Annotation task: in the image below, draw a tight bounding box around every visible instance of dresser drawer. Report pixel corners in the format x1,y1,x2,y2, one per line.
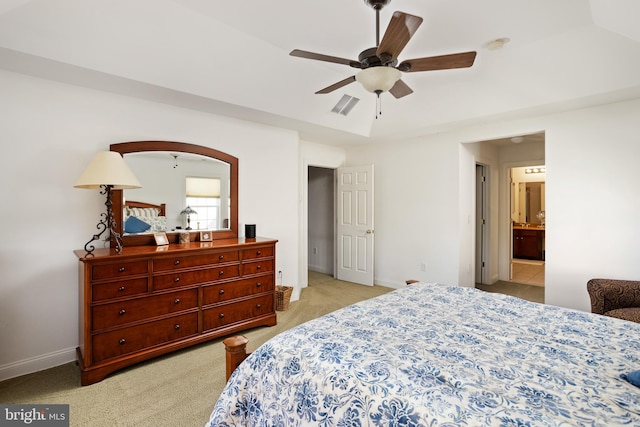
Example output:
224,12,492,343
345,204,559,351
202,275,274,305
202,294,274,331
242,259,273,275
242,246,273,260
92,260,148,281
153,251,239,271
91,312,198,363
92,289,197,331
152,265,240,291
92,277,149,302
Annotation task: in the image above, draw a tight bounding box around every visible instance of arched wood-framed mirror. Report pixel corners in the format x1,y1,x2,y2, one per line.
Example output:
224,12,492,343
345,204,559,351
110,141,238,246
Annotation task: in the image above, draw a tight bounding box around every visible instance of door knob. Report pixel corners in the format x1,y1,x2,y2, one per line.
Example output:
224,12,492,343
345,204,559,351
366,229,374,234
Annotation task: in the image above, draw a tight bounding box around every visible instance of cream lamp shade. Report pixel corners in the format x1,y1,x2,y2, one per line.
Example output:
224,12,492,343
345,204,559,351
74,151,141,190
355,66,401,93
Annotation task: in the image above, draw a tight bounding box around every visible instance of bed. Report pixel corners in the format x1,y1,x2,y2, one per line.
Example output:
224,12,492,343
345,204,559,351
122,200,167,234
207,283,640,426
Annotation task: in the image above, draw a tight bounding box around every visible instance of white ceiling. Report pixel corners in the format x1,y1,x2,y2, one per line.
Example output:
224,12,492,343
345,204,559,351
1,0,639,146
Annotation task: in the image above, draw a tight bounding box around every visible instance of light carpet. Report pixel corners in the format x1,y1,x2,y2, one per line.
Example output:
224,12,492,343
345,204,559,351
0,273,391,426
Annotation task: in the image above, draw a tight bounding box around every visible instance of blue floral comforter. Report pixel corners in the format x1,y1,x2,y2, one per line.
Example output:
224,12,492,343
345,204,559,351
207,283,640,426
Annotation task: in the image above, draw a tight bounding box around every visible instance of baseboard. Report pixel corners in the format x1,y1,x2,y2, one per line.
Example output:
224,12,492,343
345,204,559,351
0,347,76,383
308,265,332,275
372,278,405,289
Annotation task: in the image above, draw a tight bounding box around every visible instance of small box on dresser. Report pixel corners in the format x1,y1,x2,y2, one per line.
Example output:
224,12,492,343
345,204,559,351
75,237,277,385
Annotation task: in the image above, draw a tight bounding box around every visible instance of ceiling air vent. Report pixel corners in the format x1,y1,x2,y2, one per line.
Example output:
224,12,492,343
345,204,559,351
331,95,360,116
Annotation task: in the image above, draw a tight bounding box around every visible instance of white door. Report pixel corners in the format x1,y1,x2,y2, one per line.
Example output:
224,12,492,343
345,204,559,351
336,165,374,286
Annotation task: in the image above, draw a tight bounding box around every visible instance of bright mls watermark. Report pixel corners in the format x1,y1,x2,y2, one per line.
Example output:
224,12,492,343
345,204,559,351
0,405,69,426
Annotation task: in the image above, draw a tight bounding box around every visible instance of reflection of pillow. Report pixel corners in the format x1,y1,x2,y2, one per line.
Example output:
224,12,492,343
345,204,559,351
146,216,167,232
621,370,640,387
124,216,151,234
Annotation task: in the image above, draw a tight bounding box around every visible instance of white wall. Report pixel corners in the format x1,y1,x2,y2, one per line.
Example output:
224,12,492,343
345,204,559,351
345,137,462,288
544,99,640,309
0,70,300,381
346,98,640,312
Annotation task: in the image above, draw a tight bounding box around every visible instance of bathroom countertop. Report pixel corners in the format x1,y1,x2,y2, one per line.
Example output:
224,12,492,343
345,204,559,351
513,223,545,231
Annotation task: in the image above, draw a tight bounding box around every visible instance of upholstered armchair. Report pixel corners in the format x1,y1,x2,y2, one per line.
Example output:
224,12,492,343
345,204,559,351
587,278,640,323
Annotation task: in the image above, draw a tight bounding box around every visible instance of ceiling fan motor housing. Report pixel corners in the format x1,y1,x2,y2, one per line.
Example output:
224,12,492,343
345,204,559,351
365,0,390,10
358,47,396,68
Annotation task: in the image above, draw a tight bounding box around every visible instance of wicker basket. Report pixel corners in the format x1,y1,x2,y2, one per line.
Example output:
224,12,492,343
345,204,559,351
275,286,293,311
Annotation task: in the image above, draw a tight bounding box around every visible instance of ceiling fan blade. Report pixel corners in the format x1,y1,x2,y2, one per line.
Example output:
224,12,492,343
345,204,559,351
315,76,357,94
290,49,360,68
389,79,413,98
376,12,423,62
398,51,477,72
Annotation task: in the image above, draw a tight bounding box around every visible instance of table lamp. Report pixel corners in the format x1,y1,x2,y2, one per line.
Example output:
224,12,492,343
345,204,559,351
74,151,141,254
180,206,197,230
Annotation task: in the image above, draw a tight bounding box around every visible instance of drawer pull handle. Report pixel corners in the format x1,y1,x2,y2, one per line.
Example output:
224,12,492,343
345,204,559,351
174,324,180,330
119,309,126,315
174,298,181,304
256,251,262,256
174,277,180,283
119,267,125,272
219,289,225,295
219,313,225,319
218,255,224,260
256,265,262,270
119,338,126,345
118,286,125,292
256,282,262,287
218,271,224,276
256,304,262,309
174,260,180,265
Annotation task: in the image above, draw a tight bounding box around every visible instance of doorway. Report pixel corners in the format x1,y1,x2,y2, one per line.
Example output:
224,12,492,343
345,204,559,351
308,166,335,276
469,132,545,302
510,165,545,287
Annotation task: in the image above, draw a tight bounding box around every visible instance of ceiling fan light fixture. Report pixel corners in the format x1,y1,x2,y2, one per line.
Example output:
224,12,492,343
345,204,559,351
355,66,401,93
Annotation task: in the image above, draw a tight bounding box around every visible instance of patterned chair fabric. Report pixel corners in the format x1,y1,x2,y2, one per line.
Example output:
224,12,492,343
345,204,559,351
587,278,640,323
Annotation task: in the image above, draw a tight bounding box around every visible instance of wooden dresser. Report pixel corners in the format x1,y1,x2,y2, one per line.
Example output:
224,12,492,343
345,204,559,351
75,237,277,385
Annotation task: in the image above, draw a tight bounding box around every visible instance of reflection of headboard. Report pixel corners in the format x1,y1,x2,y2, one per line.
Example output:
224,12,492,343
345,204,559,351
124,200,166,216
123,201,168,234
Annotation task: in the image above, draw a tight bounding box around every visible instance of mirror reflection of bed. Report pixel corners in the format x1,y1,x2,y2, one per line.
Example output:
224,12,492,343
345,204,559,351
122,200,167,235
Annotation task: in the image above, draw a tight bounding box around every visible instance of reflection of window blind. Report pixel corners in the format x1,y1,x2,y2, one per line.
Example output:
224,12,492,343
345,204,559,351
186,177,220,197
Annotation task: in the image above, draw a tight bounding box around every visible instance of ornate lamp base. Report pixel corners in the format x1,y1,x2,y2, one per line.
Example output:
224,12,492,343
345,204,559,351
84,185,123,255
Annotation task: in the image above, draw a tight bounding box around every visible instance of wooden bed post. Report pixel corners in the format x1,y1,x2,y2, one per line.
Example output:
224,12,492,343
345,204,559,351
223,335,250,381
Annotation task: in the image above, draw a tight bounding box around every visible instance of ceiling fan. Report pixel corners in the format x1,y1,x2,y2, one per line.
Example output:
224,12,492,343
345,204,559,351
290,0,477,99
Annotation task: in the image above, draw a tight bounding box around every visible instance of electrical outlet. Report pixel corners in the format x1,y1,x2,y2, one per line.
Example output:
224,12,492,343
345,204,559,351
420,263,427,272
313,247,317,254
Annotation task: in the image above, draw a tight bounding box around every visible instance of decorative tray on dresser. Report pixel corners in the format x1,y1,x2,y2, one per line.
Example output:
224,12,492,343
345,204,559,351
75,237,277,385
